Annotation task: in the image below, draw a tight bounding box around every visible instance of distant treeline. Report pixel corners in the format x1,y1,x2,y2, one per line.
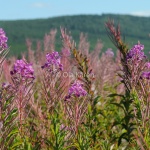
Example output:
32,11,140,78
0,14,150,57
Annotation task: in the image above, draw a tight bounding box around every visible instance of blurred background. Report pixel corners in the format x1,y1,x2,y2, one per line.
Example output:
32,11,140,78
1,0,150,56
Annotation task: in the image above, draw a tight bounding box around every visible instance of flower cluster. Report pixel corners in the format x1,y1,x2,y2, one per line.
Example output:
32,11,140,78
126,43,145,61
0,28,8,50
105,48,114,57
65,80,87,99
126,43,150,79
141,72,150,80
140,62,150,79
41,51,63,72
10,59,35,80
145,62,150,68
126,44,150,80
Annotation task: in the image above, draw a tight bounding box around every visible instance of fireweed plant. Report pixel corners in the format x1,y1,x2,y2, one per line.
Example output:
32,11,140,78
0,28,9,72
0,29,16,149
0,59,35,149
10,59,35,131
106,20,150,149
60,28,119,149
0,22,150,150
64,80,88,135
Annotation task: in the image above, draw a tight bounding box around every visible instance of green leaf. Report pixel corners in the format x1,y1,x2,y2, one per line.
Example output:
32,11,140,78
111,102,124,110
118,133,127,146
11,141,22,149
108,93,124,98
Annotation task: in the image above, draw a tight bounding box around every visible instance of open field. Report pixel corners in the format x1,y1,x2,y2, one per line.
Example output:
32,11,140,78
0,19,150,149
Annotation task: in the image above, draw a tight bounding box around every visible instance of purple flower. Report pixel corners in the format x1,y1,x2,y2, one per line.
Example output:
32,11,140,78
65,80,87,100
141,72,150,80
0,28,8,50
126,43,145,61
10,59,34,80
145,62,150,68
105,48,114,57
41,51,63,72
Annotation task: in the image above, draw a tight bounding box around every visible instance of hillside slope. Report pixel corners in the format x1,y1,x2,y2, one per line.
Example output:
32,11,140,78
0,14,150,56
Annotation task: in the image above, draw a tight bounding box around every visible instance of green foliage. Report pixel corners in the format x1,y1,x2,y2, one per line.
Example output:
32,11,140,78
44,111,67,150
1,16,150,149
1,14,150,56
0,92,18,149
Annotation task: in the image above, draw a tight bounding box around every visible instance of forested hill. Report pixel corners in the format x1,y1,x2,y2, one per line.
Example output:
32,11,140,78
0,14,150,57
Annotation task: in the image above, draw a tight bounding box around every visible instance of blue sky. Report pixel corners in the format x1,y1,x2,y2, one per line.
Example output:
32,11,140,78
1,0,150,20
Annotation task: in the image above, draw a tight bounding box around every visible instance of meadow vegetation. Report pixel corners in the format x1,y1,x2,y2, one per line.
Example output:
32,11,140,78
0,19,150,150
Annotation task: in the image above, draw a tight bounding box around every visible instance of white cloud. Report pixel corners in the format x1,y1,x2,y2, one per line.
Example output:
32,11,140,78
130,11,150,17
31,2,49,8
